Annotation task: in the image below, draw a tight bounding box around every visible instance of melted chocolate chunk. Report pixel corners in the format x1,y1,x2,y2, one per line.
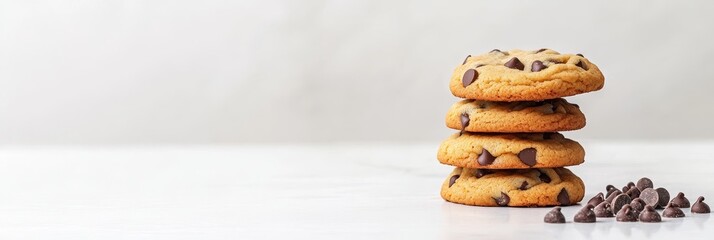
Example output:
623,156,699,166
517,148,537,167
494,192,510,206
477,149,496,166
462,69,478,87
504,57,525,70
557,189,570,205
448,175,460,187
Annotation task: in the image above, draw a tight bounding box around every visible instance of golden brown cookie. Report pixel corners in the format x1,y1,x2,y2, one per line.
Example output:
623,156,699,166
446,98,585,133
437,132,584,169
451,49,604,101
441,167,585,207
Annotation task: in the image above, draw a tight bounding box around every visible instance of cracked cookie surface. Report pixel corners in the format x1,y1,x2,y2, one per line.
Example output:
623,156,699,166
437,132,584,169
441,167,585,207
446,98,585,133
451,49,604,101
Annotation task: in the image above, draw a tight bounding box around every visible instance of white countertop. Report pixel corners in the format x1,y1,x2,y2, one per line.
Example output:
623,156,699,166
0,141,712,239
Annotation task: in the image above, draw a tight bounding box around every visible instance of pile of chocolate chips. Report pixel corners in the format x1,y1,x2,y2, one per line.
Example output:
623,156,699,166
544,177,710,223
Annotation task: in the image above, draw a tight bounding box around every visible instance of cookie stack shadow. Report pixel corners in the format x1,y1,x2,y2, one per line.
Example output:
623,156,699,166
438,49,605,207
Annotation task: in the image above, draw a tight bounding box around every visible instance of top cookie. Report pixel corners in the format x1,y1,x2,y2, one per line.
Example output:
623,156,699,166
450,49,604,101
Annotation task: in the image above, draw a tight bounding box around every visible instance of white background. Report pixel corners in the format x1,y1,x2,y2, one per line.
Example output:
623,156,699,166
2,0,714,144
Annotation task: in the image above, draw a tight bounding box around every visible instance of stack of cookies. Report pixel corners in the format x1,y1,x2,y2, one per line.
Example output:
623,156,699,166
438,49,605,207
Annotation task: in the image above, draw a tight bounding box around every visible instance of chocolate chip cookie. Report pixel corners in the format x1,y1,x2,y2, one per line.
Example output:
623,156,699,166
446,98,585,133
441,167,585,207
437,132,584,169
451,49,604,101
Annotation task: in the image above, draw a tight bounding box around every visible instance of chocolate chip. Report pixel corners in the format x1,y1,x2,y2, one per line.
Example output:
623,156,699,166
536,48,548,53
663,202,686,218
462,55,471,65
531,60,547,72
544,207,566,223
558,189,570,205
519,181,529,190
462,69,478,87
627,182,636,189
636,177,653,191
575,60,588,70
626,187,641,199
611,193,632,214
655,188,671,208
606,184,617,193
494,192,510,206
478,149,496,166
616,205,638,222
640,188,659,208
606,189,622,201
449,175,460,187
538,171,551,183
630,198,646,216
587,192,604,207
692,196,711,214
574,204,596,223
475,169,491,178
504,57,525,70
576,53,584,57
594,201,614,217
517,148,537,167
639,205,662,222
671,192,691,208
460,113,470,133
622,185,630,193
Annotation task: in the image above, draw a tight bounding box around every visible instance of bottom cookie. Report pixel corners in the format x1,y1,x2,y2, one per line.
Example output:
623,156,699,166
441,167,584,207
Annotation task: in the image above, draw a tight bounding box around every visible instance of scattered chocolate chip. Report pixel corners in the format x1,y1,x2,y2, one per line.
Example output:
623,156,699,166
630,198,646,216
517,148,537,167
477,149,496,166
494,192,510,206
622,185,630,193
636,177,654,191
462,55,471,65
595,201,614,217
544,207,566,223
531,60,547,72
574,204,596,223
606,189,622,202
575,60,588,70
504,57,525,70
587,193,604,207
460,113,470,133
606,185,617,193
462,69,478,87
626,187,641,199
692,196,711,213
475,169,491,178
611,194,632,214
538,171,551,183
639,205,662,222
536,48,548,53
449,175,460,187
655,188,671,208
640,188,660,208
663,202,686,218
558,189,570,205
576,53,584,57
519,181,529,190
671,192,691,208
616,205,638,222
